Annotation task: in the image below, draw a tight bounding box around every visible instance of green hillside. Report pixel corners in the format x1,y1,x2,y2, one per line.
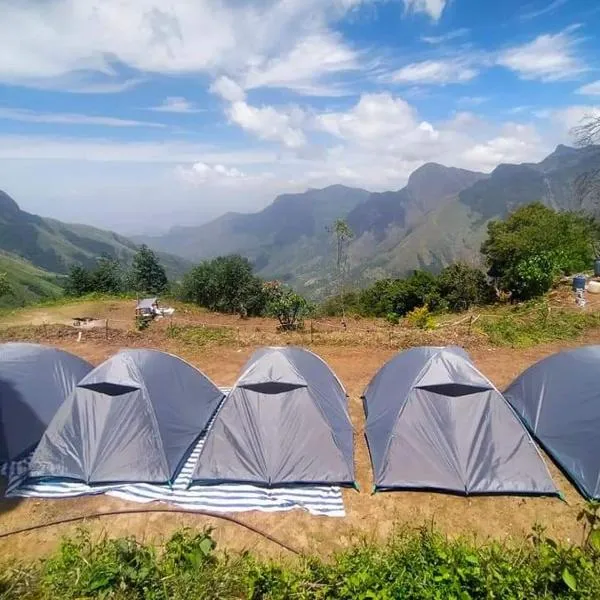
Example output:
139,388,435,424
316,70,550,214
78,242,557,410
0,190,191,280
0,251,64,308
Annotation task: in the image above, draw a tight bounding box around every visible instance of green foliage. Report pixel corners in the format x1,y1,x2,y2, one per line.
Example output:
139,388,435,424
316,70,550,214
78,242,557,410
481,300,600,347
134,315,151,331
91,256,125,295
358,270,441,318
130,245,168,295
0,271,11,297
3,526,600,599
264,281,312,330
406,305,436,330
0,253,64,308
482,203,599,300
64,265,94,296
180,255,266,316
438,263,493,312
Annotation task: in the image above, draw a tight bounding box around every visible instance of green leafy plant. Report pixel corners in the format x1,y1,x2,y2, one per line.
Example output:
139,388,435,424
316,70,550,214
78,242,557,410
264,281,312,331
406,305,436,330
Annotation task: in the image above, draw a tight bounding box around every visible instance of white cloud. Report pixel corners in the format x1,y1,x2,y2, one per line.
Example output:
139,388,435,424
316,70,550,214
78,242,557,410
421,28,469,44
519,0,568,22
497,29,586,82
227,101,307,148
0,107,165,128
546,105,600,132
0,0,376,94
148,96,203,113
577,80,600,96
403,0,447,21
176,161,246,183
210,76,246,103
388,59,479,85
242,31,360,96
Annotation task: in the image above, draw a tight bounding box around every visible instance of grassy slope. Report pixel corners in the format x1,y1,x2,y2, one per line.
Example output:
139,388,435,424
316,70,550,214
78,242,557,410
0,252,64,308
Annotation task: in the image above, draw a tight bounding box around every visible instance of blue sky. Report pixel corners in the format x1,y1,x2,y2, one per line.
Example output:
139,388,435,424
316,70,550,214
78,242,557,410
0,0,599,233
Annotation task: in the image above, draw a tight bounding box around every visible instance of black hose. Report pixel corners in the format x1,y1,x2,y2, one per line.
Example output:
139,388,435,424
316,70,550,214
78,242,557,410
0,508,302,555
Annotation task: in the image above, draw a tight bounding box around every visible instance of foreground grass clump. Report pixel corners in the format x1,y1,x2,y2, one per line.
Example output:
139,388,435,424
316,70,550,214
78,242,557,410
481,301,600,347
2,525,600,599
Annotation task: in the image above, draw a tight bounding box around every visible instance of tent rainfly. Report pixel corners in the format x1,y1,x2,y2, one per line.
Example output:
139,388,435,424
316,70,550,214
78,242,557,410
363,346,557,495
28,349,223,485
192,346,355,487
0,343,93,463
504,346,600,500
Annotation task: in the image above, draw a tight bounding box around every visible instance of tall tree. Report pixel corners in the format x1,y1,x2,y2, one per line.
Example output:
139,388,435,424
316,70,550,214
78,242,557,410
0,272,11,297
130,245,168,295
329,219,354,319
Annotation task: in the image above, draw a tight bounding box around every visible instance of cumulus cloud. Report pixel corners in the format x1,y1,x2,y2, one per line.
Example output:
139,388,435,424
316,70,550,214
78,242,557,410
148,96,203,113
497,29,586,82
210,76,246,103
227,101,307,148
176,161,246,183
0,0,375,95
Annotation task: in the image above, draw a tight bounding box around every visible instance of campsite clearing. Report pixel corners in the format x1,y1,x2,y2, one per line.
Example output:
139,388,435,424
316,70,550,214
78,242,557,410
1,297,600,560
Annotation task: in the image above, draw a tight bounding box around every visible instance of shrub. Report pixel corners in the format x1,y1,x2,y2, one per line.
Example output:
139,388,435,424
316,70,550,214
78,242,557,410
438,263,492,312
264,281,312,331
406,305,436,330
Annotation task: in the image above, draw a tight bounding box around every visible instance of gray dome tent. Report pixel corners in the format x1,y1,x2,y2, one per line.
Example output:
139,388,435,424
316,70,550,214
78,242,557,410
364,346,557,495
504,346,600,500
28,349,223,485
0,343,92,462
192,346,355,487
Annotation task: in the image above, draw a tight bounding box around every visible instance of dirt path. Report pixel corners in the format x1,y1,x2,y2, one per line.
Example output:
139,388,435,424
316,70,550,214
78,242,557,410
1,317,599,561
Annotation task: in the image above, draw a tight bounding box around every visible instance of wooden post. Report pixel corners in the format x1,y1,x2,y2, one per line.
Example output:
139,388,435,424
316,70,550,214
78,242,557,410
105,319,109,339
468,315,473,336
389,328,393,348
310,320,314,345
237,327,241,347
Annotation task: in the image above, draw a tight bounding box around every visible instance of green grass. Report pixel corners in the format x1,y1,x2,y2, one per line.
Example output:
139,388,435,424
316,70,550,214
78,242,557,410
0,252,64,309
480,301,600,347
2,525,599,599
166,323,235,346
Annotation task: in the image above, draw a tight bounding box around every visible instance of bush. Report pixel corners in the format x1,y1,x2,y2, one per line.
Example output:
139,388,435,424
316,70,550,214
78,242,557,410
406,305,436,330
180,255,266,316
2,526,600,599
264,281,313,331
438,263,492,312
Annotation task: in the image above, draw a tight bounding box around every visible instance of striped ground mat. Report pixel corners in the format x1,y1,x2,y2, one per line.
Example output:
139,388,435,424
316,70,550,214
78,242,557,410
0,403,345,517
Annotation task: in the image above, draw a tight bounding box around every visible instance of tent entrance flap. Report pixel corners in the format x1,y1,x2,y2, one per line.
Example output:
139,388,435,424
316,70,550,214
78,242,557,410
416,383,491,397
78,382,140,396
238,382,307,394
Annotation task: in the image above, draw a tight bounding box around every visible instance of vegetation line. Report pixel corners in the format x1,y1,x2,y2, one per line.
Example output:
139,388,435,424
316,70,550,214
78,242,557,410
0,508,302,555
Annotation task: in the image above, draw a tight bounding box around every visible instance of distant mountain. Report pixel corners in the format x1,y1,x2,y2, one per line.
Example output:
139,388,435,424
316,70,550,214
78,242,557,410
0,191,192,280
140,146,600,296
0,251,64,308
136,185,371,286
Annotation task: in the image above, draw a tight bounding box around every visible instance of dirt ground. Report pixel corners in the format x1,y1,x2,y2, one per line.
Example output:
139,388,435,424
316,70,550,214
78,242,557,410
1,299,599,562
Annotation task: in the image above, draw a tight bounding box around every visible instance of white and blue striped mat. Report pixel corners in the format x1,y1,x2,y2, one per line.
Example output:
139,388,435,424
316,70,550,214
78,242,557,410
0,402,345,517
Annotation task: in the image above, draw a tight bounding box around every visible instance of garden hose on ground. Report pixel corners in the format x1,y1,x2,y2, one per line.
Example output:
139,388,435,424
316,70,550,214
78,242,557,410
0,508,302,555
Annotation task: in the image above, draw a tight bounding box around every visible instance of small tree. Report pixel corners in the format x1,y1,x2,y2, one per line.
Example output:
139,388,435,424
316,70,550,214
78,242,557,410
91,256,124,295
264,281,311,331
438,263,492,312
0,272,11,297
130,245,168,295
64,265,93,297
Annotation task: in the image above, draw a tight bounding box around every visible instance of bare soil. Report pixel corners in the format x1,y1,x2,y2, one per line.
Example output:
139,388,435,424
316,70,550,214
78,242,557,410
1,297,598,561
